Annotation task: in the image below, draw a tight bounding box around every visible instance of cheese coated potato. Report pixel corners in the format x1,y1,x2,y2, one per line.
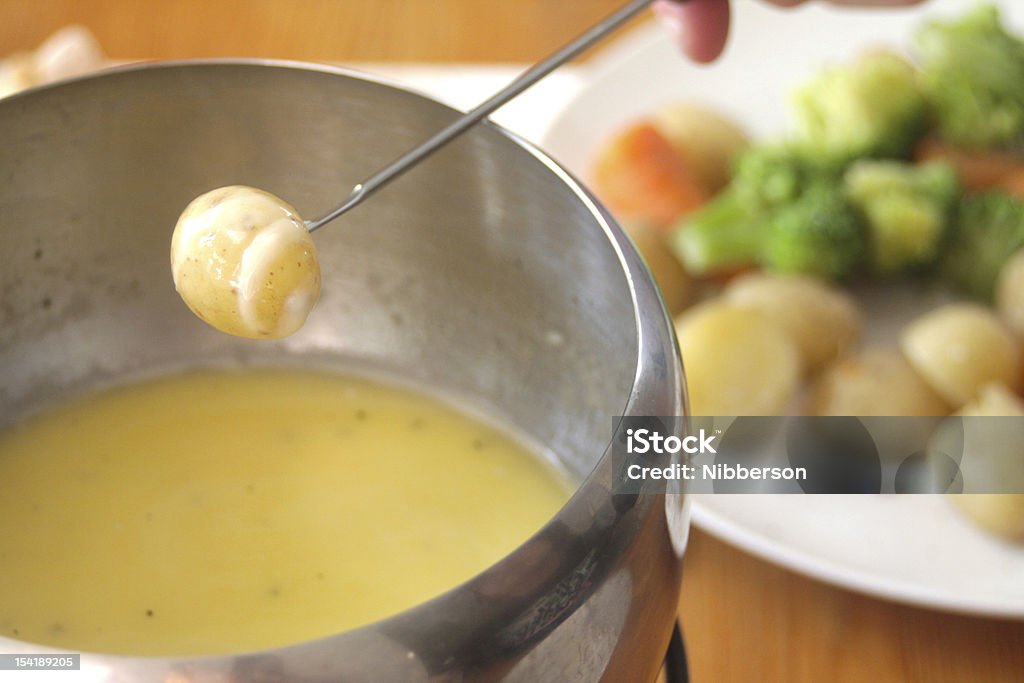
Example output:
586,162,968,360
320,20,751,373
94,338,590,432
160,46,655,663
996,248,1024,336
808,347,950,417
901,304,1020,408
724,273,861,373
675,303,800,415
171,186,321,339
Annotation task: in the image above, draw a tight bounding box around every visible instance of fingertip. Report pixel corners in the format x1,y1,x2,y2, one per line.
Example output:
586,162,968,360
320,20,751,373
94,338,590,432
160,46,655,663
654,0,731,64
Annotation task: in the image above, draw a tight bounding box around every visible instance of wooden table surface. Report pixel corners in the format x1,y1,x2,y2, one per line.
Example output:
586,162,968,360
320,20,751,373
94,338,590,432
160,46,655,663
6,2,1024,682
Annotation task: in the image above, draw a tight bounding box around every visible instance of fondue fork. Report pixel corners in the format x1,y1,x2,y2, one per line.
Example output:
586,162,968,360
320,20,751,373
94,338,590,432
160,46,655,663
306,0,673,232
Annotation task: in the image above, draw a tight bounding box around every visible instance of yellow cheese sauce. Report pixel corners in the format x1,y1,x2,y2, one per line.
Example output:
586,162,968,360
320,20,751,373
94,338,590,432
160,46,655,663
0,369,569,656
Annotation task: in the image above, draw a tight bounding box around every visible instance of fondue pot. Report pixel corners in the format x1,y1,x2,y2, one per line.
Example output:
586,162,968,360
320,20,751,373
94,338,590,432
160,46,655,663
0,62,688,682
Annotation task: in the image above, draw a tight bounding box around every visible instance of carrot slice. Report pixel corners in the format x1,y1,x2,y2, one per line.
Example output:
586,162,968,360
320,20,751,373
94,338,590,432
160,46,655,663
590,122,709,229
998,169,1024,200
916,136,1024,191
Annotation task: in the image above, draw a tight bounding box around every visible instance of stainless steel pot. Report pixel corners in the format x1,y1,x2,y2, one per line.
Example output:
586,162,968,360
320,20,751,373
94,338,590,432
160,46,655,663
0,61,688,682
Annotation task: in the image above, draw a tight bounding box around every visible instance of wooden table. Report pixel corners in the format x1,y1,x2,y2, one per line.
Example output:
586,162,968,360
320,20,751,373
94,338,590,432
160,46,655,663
1,0,629,62
679,528,1023,682
6,2,1024,681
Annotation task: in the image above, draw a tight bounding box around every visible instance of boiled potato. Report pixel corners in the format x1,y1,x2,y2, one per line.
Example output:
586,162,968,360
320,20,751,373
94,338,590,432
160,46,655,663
901,304,1020,408
950,496,1024,540
959,383,1024,416
675,303,800,415
671,298,726,336
724,273,861,373
171,185,321,339
651,102,750,193
996,248,1024,337
0,53,34,99
0,26,104,98
623,221,693,314
808,347,950,417
948,384,1024,540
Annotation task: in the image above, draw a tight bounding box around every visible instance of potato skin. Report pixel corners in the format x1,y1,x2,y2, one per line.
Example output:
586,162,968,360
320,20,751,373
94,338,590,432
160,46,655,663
950,495,1024,540
959,382,1024,417
171,186,321,339
808,347,950,417
724,273,861,373
651,102,751,194
901,303,1021,408
949,384,1024,542
675,303,800,416
623,221,693,315
997,248,1024,337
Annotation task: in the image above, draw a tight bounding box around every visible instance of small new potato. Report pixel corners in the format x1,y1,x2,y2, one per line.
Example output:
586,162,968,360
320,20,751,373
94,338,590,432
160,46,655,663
171,185,322,339
949,384,1024,542
675,303,800,415
901,304,1020,408
623,221,693,315
959,383,1024,416
808,347,950,417
996,248,1024,336
651,102,751,193
724,273,861,373
950,495,1024,540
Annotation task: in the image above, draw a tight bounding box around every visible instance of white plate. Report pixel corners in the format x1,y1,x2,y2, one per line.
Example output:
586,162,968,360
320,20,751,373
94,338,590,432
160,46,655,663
540,0,1024,618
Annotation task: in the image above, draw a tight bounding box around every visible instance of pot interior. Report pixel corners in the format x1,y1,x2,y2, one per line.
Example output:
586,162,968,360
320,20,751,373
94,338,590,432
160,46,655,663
0,62,639,481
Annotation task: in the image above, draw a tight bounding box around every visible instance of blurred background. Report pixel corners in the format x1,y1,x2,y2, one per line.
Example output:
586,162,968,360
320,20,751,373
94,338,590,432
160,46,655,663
2,0,632,62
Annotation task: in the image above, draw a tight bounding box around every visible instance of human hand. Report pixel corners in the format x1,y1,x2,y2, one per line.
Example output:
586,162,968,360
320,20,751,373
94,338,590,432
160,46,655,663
652,0,925,63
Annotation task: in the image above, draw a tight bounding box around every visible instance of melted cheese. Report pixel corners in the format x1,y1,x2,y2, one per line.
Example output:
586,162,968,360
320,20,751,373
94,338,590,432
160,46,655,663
0,369,569,656
170,186,321,339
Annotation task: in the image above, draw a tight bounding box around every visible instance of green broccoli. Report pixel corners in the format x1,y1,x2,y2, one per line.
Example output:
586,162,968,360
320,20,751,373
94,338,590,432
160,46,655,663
668,145,835,275
791,50,926,164
668,189,762,275
667,145,811,276
942,191,1024,300
762,183,868,280
844,160,959,274
731,144,841,210
916,5,1024,150
670,176,867,281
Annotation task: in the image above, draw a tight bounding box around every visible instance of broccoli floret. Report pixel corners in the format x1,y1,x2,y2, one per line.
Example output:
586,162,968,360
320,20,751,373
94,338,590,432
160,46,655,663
791,51,926,163
669,145,835,275
942,191,1024,300
844,160,959,274
668,189,763,275
762,183,868,280
916,5,1024,150
731,144,841,210
671,180,867,280
670,146,862,278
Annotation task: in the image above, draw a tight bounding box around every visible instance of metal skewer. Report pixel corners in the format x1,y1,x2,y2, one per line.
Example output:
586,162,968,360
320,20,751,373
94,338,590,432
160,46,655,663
305,0,658,232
